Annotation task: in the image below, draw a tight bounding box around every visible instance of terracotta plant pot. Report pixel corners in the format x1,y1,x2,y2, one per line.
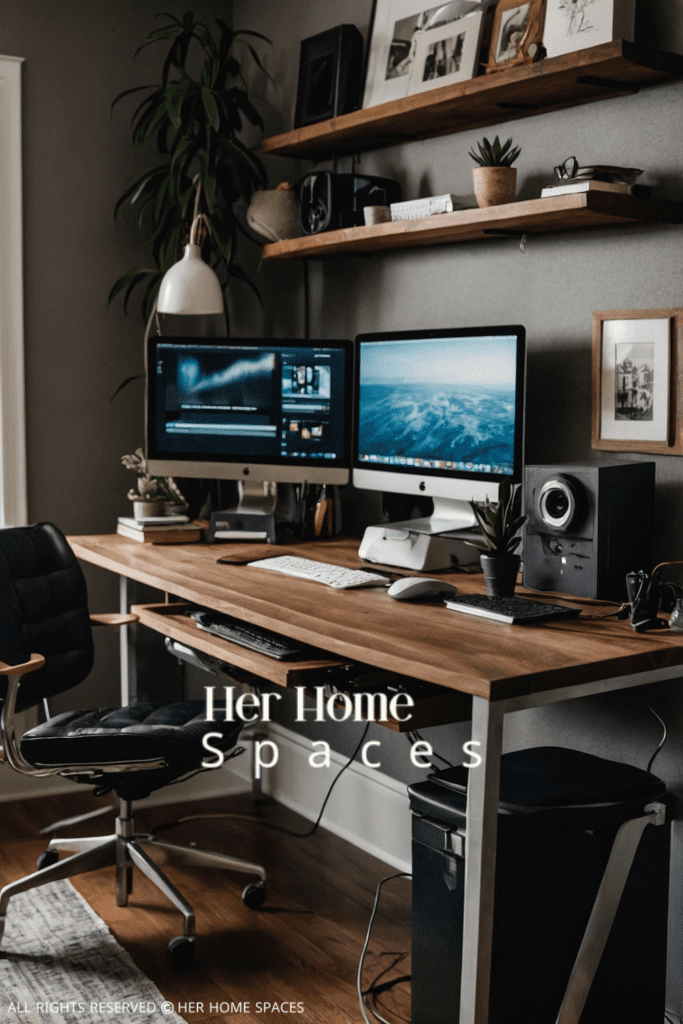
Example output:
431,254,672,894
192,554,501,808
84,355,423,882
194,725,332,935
472,166,517,208
480,553,521,598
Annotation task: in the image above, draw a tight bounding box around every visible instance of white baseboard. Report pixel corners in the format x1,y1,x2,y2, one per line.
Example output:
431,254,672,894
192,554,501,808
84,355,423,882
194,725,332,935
0,727,413,873
228,723,413,872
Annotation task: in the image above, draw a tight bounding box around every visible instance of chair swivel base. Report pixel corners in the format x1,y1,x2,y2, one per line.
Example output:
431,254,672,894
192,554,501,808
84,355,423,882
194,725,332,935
0,825,266,968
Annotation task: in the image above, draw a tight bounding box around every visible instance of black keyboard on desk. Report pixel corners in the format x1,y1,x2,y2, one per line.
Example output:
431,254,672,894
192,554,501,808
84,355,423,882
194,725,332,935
444,594,581,625
190,611,311,660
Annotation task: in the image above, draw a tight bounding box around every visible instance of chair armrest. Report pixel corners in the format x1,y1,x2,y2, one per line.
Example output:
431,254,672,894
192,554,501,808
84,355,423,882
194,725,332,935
0,653,46,676
90,613,139,628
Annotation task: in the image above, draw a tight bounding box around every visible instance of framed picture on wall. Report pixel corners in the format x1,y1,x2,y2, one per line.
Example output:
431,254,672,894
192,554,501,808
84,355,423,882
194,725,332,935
486,0,546,73
543,0,636,60
408,12,485,94
591,308,683,455
363,0,488,108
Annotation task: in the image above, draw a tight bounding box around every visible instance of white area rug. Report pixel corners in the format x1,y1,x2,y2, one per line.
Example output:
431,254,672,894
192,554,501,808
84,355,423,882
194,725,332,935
0,880,187,1024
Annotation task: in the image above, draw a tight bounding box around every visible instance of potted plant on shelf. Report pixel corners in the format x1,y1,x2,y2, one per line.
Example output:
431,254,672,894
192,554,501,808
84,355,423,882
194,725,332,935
466,480,526,597
109,10,270,324
469,135,521,208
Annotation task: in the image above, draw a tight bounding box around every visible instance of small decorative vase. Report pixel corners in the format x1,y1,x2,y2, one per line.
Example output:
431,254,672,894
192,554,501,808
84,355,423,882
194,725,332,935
472,166,517,208
132,500,166,520
480,554,521,598
246,182,301,242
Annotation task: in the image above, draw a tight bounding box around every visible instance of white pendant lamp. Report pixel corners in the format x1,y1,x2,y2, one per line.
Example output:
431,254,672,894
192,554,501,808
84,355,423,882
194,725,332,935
156,184,224,315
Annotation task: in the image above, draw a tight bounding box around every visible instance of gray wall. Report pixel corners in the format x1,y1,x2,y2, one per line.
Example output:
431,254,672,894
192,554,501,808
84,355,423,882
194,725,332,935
232,0,683,1011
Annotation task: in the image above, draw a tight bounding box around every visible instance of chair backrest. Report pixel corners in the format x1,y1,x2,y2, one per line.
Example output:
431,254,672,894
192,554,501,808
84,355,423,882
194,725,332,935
0,523,94,710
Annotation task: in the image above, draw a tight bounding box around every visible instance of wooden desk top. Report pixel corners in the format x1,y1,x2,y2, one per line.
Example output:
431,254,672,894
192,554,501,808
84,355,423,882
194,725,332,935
70,534,683,703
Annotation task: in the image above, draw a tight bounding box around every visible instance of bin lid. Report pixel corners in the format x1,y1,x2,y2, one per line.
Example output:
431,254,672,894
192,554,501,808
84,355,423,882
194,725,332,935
428,746,665,809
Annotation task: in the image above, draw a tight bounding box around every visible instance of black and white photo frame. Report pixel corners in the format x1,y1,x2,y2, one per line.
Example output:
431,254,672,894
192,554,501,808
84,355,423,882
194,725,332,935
408,12,485,94
591,308,683,455
363,0,487,108
486,0,546,72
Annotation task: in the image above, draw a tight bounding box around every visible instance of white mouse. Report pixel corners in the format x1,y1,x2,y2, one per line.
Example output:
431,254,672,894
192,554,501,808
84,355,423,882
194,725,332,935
387,577,458,601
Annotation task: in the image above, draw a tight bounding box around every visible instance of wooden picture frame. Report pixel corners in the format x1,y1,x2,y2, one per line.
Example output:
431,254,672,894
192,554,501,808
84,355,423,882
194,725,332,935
408,12,485,94
591,308,683,455
363,0,485,108
543,0,636,60
486,0,546,73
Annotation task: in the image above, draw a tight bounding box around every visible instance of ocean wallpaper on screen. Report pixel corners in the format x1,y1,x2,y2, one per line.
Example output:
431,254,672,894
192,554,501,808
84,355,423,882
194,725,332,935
359,336,518,472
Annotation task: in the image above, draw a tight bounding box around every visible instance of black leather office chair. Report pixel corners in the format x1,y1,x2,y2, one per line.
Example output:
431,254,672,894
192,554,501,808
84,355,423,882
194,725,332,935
0,522,265,967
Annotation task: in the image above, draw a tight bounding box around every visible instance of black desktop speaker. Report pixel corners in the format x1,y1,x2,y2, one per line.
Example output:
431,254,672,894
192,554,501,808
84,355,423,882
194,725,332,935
300,171,402,235
523,461,655,602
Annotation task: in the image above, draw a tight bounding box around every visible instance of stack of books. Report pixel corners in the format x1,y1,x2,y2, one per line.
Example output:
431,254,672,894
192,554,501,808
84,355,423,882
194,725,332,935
117,515,203,544
541,178,652,199
541,164,652,199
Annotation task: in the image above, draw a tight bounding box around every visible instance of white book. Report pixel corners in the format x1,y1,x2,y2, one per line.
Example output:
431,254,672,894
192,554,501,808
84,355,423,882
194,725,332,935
390,194,467,221
117,515,190,531
540,180,645,198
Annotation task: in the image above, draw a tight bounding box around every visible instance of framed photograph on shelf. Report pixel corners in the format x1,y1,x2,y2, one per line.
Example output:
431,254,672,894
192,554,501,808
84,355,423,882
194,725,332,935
591,308,683,455
363,0,487,108
408,12,485,94
543,0,636,59
486,0,546,73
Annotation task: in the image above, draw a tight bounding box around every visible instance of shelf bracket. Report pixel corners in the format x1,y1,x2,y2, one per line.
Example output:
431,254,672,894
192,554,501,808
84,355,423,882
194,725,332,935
482,228,529,252
576,75,640,94
497,101,541,111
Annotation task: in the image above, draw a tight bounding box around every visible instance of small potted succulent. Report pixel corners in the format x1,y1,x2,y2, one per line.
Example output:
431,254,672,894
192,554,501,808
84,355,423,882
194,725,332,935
122,448,187,519
469,135,521,208
465,480,526,597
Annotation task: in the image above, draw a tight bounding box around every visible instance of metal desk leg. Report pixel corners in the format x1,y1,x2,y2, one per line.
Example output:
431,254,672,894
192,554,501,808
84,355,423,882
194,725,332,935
459,696,504,1024
119,575,137,706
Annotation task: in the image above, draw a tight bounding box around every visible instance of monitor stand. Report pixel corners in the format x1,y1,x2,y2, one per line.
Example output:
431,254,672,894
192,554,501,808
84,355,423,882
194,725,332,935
358,498,480,572
207,481,279,544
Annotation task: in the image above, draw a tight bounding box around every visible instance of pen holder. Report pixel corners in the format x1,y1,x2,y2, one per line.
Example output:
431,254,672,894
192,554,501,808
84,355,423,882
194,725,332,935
293,484,335,541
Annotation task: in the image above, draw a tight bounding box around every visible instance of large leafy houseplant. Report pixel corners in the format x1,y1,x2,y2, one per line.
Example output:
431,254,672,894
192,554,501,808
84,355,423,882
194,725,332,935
110,10,270,323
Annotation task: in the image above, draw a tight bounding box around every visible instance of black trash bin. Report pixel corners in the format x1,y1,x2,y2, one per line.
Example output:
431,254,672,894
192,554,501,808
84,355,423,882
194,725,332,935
408,746,674,1024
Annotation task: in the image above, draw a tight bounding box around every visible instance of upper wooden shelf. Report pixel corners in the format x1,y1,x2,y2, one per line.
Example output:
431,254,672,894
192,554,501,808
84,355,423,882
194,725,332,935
262,191,683,261
262,41,683,160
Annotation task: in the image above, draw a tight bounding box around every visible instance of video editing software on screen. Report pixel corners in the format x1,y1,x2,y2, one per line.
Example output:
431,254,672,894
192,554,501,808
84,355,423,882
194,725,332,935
151,340,348,467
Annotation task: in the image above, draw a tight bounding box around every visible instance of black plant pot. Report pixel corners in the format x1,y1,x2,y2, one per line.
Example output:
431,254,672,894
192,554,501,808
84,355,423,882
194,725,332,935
480,554,521,598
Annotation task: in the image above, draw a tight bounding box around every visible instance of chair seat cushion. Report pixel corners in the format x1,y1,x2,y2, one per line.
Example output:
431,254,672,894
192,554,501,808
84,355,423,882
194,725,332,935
21,701,242,770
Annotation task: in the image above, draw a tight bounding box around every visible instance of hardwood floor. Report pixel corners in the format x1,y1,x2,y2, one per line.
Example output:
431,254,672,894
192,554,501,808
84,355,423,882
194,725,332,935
0,789,412,1024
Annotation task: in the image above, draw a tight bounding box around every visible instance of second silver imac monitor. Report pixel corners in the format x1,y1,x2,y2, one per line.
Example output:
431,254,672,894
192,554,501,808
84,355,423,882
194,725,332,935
354,326,526,568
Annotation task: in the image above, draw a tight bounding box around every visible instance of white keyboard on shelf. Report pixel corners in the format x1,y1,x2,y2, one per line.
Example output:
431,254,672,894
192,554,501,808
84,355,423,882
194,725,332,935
247,555,390,589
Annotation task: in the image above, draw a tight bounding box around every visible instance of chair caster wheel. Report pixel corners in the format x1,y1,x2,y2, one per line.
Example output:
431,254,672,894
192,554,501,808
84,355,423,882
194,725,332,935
36,849,59,871
167,935,195,969
242,881,266,909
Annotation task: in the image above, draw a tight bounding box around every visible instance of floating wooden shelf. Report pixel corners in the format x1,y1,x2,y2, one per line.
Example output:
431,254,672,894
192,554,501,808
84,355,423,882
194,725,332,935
262,41,683,160
262,191,683,261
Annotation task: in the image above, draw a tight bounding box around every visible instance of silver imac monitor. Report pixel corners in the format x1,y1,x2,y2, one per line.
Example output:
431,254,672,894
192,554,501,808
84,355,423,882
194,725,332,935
354,326,526,569
146,337,353,492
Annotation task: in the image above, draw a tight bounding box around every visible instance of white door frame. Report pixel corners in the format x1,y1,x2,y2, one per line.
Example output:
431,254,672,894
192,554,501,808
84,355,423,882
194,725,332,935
0,55,26,527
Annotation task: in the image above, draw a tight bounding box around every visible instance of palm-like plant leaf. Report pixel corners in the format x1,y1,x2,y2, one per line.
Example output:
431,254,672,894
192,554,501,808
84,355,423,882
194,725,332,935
111,12,271,328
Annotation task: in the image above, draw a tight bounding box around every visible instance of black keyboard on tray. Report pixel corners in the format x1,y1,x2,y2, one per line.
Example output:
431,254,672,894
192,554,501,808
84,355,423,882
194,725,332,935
190,611,312,660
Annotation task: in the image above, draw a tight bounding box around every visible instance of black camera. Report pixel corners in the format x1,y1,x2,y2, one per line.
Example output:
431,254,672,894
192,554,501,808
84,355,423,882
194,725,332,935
300,171,402,235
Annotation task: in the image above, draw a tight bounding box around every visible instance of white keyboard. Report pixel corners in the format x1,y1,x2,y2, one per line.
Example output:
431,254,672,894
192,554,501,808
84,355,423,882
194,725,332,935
247,555,389,589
